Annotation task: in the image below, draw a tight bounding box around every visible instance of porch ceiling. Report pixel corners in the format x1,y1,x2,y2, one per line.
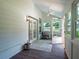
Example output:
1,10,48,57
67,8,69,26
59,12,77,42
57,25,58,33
33,0,74,18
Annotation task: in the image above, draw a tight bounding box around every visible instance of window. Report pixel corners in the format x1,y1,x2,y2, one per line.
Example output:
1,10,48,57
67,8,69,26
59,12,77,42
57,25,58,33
76,3,79,38
66,11,71,37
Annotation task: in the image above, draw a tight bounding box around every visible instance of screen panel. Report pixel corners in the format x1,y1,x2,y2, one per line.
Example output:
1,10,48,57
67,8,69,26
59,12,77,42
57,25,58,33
76,3,79,38
66,11,72,37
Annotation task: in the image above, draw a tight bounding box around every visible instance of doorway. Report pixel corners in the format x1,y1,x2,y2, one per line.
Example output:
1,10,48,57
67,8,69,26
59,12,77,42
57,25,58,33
26,16,38,43
52,18,63,44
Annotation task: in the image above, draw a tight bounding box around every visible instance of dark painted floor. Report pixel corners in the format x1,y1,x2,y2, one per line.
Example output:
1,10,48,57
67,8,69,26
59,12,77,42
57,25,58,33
10,44,68,59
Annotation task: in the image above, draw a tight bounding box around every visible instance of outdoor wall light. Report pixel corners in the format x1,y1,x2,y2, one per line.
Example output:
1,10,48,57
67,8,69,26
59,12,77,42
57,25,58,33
26,16,30,21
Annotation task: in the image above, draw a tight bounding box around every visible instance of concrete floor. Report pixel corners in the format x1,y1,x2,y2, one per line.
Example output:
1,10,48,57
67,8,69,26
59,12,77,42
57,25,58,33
11,37,66,59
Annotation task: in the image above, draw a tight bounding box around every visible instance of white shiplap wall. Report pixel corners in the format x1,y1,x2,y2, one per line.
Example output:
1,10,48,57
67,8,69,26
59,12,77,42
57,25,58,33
0,0,42,59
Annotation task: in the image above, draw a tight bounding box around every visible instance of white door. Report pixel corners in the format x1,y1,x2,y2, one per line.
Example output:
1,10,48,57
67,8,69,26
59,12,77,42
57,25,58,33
26,16,38,43
65,11,72,59
29,18,38,43
72,1,79,59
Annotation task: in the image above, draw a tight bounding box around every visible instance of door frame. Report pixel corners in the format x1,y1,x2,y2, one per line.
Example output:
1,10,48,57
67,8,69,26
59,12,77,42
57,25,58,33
26,16,38,43
71,0,79,59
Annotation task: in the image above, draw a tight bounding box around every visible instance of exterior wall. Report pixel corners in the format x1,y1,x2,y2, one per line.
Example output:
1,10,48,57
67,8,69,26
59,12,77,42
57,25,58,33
0,0,42,59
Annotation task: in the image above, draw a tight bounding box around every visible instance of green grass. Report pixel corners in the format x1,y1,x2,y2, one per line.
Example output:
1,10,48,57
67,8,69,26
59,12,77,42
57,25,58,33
76,31,79,38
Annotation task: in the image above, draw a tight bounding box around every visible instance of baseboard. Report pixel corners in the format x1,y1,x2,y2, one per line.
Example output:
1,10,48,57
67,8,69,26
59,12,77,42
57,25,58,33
0,44,22,59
